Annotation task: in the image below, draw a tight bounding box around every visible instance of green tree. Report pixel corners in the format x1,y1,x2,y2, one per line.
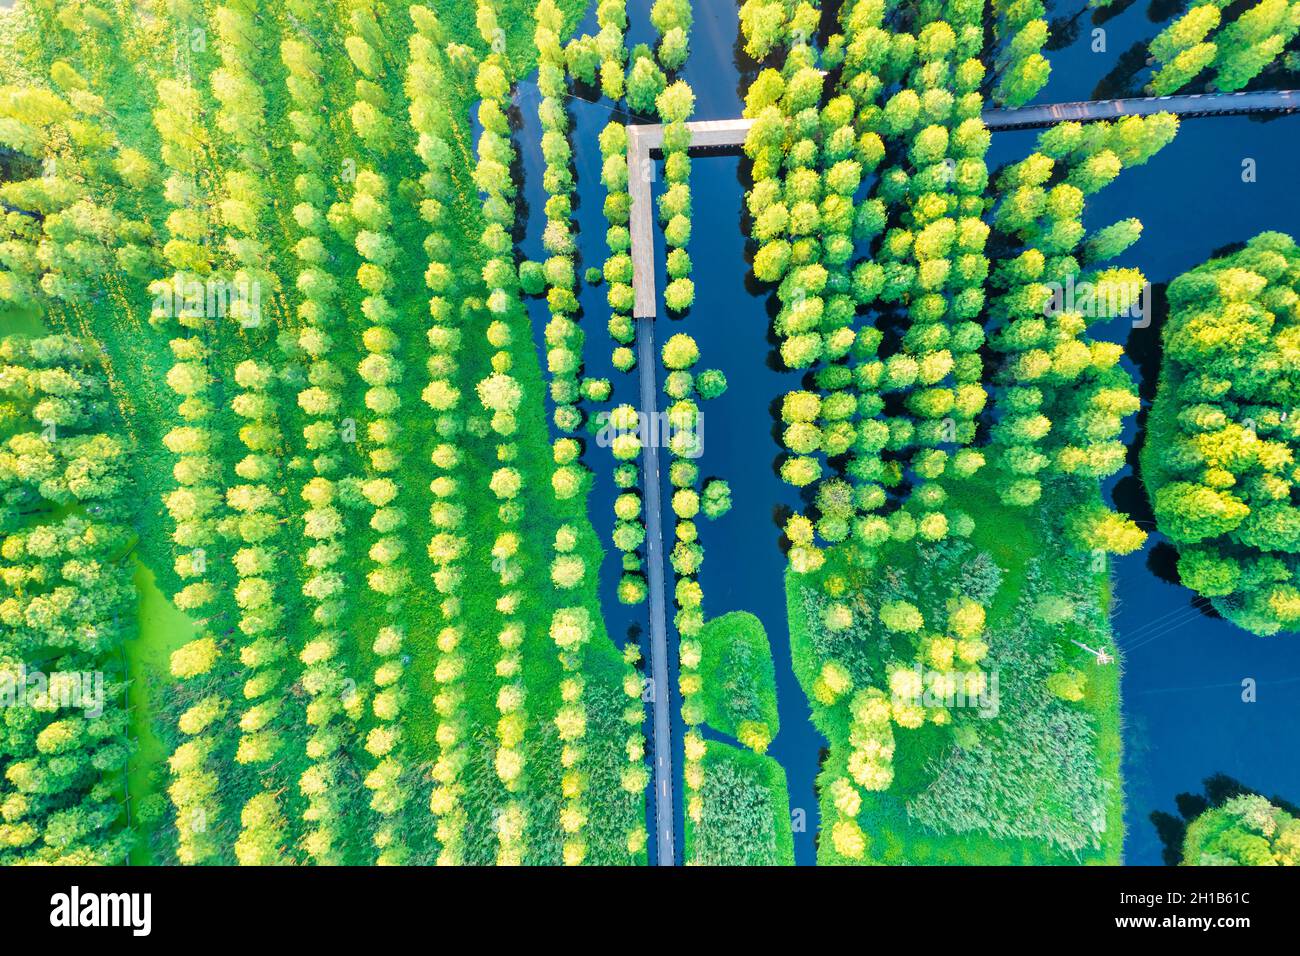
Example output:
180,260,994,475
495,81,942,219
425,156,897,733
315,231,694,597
627,53,667,115
1183,794,1300,865
1150,5,1222,65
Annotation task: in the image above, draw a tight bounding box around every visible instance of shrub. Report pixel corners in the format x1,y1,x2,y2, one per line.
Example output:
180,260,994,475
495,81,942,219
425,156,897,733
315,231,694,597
171,636,219,679
518,260,545,295
672,488,700,519
612,347,636,372
1046,668,1086,702
701,479,731,519
664,277,695,312
661,333,699,369
1182,795,1300,866
696,368,727,399
879,600,923,633
618,574,648,605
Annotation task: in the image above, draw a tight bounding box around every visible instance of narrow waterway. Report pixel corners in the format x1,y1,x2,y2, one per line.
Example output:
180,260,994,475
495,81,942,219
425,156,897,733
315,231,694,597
675,151,824,862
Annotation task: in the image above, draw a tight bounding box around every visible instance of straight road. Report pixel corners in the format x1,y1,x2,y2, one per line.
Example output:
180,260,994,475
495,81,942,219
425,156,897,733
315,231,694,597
982,89,1299,130
635,314,675,866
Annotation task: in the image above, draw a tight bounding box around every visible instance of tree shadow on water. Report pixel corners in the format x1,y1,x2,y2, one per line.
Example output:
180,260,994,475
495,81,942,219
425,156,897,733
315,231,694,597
1145,539,1180,586
1092,0,1142,26
1047,15,1083,50
1092,41,1151,100
1047,1,1093,50
1146,0,1184,22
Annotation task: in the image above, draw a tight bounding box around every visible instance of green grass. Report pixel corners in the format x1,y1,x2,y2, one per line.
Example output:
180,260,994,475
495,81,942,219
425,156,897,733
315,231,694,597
686,613,793,863
788,475,1125,865
124,558,198,866
684,740,795,866
0,304,45,337
696,611,780,749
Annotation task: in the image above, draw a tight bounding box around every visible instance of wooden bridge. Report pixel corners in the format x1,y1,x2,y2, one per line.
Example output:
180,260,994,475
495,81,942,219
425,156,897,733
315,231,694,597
983,88,1300,131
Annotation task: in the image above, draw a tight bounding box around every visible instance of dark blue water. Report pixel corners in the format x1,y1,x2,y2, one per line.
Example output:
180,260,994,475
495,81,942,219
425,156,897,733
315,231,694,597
1037,0,1300,104
1036,0,1172,104
519,0,1300,864
653,149,824,863
1051,116,1299,866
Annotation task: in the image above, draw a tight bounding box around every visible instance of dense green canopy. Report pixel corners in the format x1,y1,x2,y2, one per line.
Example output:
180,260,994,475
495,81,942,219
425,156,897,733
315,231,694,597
1147,232,1300,635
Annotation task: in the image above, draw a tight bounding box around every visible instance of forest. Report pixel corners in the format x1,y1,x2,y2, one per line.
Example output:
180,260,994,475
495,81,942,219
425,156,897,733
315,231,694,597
0,0,1296,868
1,0,647,867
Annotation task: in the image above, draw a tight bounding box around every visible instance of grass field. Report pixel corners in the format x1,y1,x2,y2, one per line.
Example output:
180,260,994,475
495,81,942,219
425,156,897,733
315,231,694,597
684,740,795,866
124,559,198,866
787,476,1125,865
696,611,781,751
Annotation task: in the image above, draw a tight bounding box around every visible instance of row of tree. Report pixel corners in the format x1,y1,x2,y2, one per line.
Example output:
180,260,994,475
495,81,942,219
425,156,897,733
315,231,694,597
985,112,1177,560
744,1,843,576
340,0,428,865
535,0,595,865
596,123,655,607
1147,0,1300,95
991,0,1052,106
146,4,236,862
640,0,732,832
282,0,368,866
406,3,476,868
471,0,535,866
212,0,298,866
570,3,670,852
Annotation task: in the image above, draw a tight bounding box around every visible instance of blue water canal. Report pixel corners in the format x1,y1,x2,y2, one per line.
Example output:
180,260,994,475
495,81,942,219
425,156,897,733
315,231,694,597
511,0,1300,864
